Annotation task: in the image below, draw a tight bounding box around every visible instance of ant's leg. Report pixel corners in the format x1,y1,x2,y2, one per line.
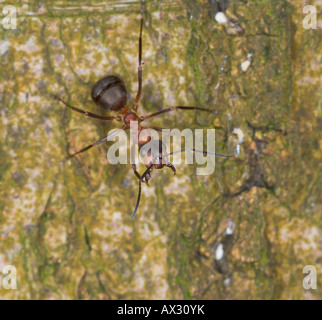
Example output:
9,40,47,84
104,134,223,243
132,18,144,113
61,126,127,164
141,106,218,121
52,95,122,121
130,164,153,220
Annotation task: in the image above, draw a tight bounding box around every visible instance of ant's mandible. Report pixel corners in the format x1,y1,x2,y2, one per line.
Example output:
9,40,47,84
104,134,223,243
52,18,230,219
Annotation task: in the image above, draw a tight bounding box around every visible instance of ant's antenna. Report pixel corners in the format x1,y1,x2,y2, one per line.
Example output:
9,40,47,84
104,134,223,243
130,149,229,219
130,164,153,220
167,149,230,158
130,179,142,220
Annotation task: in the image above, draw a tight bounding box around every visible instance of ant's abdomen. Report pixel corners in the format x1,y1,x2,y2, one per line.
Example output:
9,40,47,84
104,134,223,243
91,75,127,112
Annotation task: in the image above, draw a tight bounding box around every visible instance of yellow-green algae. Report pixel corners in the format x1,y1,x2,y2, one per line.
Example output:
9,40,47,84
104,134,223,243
0,0,321,299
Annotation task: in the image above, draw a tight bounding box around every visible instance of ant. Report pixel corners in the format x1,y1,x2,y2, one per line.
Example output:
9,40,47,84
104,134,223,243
52,18,230,219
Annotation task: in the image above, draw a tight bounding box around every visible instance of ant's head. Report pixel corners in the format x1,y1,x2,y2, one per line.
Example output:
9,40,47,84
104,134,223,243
139,140,168,169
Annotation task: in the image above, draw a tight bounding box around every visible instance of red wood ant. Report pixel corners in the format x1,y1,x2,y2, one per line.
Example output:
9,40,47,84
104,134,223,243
52,18,229,219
